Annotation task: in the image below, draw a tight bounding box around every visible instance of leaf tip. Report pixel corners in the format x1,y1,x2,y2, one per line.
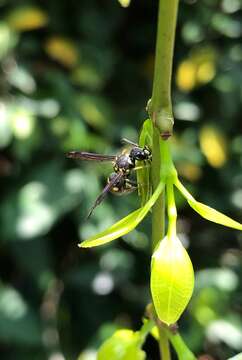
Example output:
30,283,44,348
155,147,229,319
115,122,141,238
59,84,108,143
78,242,87,248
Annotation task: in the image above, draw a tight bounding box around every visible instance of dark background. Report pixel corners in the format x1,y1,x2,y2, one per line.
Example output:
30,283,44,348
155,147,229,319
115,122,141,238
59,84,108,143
0,0,242,359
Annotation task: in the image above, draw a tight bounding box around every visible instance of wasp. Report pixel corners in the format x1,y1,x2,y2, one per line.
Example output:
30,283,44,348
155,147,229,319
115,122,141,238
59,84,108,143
66,138,152,218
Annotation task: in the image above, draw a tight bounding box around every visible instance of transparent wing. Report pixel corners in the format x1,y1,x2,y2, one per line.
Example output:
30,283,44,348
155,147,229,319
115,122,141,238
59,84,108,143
66,151,116,162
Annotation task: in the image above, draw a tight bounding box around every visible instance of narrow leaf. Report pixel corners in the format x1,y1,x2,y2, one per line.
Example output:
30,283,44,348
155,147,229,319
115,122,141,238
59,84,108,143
137,119,153,206
175,178,242,230
79,181,164,248
151,236,194,325
188,200,242,230
139,119,153,149
136,161,151,206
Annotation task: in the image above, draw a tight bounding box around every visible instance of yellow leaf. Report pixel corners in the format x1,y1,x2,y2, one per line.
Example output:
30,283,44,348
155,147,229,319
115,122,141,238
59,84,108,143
151,236,194,325
197,61,216,84
177,163,202,182
7,7,48,31
45,37,79,68
176,47,216,92
176,60,197,92
199,125,227,168
118,0,131,7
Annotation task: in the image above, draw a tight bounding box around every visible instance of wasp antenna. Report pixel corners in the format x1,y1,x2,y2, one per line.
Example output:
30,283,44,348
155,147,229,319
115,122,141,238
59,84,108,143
121,138,138,147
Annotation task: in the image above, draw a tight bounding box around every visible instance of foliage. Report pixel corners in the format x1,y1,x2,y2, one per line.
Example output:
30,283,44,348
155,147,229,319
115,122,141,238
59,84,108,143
0,0,242,359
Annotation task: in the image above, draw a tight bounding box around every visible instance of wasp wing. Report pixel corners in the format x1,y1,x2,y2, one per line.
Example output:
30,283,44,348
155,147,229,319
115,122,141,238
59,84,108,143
86,172,124,219
66,151,116,161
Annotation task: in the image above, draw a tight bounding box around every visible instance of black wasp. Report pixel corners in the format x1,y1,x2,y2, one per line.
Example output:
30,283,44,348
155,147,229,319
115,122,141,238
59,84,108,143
66,138,152,218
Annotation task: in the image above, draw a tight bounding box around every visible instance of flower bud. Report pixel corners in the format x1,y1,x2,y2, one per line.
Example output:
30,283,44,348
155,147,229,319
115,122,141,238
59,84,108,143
97,329,145,360
151,236,194,325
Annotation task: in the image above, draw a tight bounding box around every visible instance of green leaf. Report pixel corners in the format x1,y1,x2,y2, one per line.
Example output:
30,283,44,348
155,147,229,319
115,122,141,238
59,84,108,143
189,201,242,230
0,284,42,345
151,236,194,325
175,178,242,230
97,329,146,360
137,119,153,206
139,119,153,149
79,181,164,248
228,354,242,360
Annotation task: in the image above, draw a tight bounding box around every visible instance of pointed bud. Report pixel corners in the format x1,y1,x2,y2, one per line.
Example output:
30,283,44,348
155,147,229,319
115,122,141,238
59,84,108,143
151,236,194,325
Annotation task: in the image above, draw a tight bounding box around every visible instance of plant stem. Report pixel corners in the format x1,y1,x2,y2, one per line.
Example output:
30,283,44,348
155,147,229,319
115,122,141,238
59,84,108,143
158,327,171,360
152,128,165,251
151,0,179,359
166,180,177,240
149,0,179,138
165,330,196,360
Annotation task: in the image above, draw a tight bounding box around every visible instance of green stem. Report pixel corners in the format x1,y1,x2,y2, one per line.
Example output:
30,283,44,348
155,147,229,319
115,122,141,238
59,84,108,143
152,128,165,251
165,330,197,360
158,327,171,360
149,0,179,138
138,319,155,346
150,1,179,358
166,180,177,240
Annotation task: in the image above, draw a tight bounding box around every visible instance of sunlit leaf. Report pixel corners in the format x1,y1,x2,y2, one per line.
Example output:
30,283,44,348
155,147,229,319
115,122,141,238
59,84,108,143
189,201,242,230
77,94,111,130
177,162,202,182
7,66,36,94
45,36,79,68
71,63,105,90
97,329,145,360
176,60,197,92
7,6,48,31
79,181,164,248
10,107,35,140
228,354,242,360
207,320,242,350
175,178,242,230
212,13,241,38
118,0,131,8
0,21,18,59
0,284,41,345
176,47,216,92
199,125,227,168
151,236,194,325
0,103,12,148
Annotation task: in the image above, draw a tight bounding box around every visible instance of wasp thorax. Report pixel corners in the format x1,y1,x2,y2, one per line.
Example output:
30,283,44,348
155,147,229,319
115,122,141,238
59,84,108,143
114,154,135,174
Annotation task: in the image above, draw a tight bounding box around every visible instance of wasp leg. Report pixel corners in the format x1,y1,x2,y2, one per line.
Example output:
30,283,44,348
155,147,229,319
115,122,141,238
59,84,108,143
133,163,151,171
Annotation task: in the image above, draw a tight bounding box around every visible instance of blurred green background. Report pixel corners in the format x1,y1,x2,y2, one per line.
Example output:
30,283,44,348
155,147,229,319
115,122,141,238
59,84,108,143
0,0,242,359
